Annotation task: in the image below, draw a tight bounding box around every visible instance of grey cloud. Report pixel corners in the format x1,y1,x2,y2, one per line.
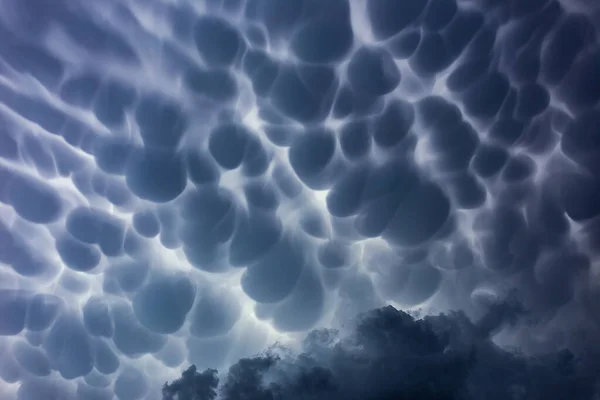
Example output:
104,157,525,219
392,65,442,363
1,0,600,398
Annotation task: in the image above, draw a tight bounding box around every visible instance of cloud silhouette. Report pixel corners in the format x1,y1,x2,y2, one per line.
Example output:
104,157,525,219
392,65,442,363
165,301,599,400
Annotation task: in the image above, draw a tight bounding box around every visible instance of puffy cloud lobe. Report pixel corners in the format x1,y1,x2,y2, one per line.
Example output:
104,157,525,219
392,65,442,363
93,79,137,128
245,0,354,64
122,229,150,259
372,99,414,148
462,72,510,119
332,84,385,119
363,243,441,306
229,207,283,267
115,367,148,400
135,93,187,150
209,123,253,170
347,47,401,97
21,135,57,178
472,144,509,178
0,290,29,336
288,127,337,190
367,0,427,40
558,46,600,110
410,32,456,77
83,296,114,338
423,0,457,31
17,378,72,400
6,174,63,224
179,187,237,271
242,50,279,98
382,181,451,246
155,337,187,368
125,148,187,203
112,301,167,357
190,290,241,338
288,0,353,64
559,173,600,222
132,209,160,238
561,109,600,175
66,207,125,256
429,121,479,172
186,150,221,186
0,25,65,87
271,267,325,332
300,211,329,239
93,338,120,375
26,294,63,332
446,172,487,209
0,223,52,277
374,261,442,306
269,64,338,123
76,384,112,400
244,181,280,211
132,275,196,334
45,1,139,64
194,16,245,68
59,72,102,108
339,120,371,160
242,137,271,177
318,240,355,269
184,67,238,103
44,315,93,379
241,236,305,303
93,137,135,175
325,158,452,247
60,271,91,294
55,234,102,272
13,340,51,377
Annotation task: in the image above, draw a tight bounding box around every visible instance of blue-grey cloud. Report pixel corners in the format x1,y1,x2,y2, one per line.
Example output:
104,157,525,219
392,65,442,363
1,0,600,398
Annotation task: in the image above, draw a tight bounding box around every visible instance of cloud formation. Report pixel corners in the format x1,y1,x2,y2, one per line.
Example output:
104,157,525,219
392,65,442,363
0,0,599,398
165,303,600,400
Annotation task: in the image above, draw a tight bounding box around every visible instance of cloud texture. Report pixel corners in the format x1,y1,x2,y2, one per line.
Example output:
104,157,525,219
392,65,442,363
164,303,600,400
0,0,600,398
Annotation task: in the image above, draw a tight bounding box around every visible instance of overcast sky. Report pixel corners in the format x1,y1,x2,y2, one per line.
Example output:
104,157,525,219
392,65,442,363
1,0,600,399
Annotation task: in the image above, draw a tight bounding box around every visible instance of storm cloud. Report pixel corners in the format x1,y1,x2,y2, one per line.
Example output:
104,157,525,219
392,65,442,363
165,302,600,400
1,0,600,399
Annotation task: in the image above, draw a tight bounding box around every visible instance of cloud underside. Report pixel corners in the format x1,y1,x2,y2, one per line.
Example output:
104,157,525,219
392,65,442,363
1,0,600,399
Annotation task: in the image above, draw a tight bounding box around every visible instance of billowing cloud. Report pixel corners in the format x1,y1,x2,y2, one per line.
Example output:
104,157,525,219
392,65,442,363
0,0,600,398
165,302,600,400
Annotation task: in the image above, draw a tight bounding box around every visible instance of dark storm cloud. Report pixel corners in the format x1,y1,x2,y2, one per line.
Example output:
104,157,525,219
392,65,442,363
1,0,600,398
165,302,600,400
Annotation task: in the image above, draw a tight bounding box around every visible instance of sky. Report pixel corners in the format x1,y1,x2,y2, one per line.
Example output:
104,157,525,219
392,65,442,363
0,0,600,399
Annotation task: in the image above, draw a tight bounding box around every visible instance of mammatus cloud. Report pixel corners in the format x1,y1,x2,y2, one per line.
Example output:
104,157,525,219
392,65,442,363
164,303,600,400
0,0,600,398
